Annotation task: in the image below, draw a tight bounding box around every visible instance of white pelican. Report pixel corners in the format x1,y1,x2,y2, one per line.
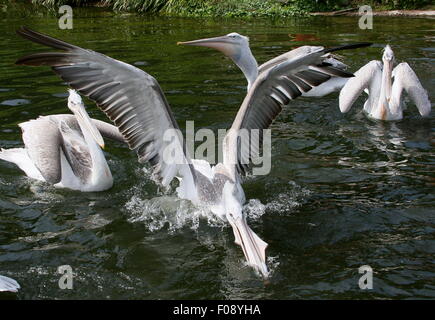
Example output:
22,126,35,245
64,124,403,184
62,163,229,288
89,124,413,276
15,27,369,277
0,275,20,293
178,32,358,96
339,45,431,120
0,89,124,192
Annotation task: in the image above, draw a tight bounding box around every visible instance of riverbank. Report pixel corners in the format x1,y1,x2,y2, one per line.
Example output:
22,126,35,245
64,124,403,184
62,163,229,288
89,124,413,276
310,8,435,16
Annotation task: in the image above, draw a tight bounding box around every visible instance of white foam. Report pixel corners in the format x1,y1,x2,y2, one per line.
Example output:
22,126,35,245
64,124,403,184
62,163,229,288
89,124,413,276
125,180,311,234
265,181,311,214
243,198,266,220
125,194,225,233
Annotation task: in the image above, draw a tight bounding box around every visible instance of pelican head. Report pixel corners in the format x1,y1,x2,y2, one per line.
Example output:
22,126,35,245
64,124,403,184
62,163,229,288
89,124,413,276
382,45,395,72
67,89,105,148
382,44,394,63
178,32,258,90
222,182,269,278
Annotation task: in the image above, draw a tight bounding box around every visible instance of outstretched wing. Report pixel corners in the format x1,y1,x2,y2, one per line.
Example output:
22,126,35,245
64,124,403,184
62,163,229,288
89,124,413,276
16,27,195,187
259,46,318,73
339,60,382,113
259,46,352,98
19,117,63,184
392,62,431,117
92,118,126,142
58,120,93,184
47,114,125,142
224,43,371,178
0,275,20,293
258,45,348,75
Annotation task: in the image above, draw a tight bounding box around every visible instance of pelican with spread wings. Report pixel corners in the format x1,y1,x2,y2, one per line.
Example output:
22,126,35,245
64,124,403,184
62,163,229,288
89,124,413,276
15,27,369,277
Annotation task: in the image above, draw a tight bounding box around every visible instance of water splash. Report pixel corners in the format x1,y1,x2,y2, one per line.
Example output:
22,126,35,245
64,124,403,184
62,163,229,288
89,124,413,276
125,179,311,234
243,198,266,220
125,194,225,233
239,255,280,279
124,178,307,282
266,255,280,278
265,181,312,214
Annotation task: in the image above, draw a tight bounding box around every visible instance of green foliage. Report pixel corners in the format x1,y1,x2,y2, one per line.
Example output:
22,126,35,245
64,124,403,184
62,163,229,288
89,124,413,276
31,0,308,17
30,0,434,16
32,0,95,6
162,0,307,18
107,0,167,13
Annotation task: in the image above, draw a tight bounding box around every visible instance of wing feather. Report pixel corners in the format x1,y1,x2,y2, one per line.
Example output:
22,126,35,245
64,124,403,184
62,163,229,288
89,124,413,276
392,62,431,117
0,275,20,293
19,117,62,184
16,27,195,187
259,45,354,98
339,60,382,113
258,46,324,74
225,43,371,178
47,114,125,142
59,120,93,184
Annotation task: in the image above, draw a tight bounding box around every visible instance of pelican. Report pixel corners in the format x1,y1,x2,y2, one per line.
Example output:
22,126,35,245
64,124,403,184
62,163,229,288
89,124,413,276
178,32,352,96
0,89,124,191
15,27,369,277
0,275,20,293
339,45,431,120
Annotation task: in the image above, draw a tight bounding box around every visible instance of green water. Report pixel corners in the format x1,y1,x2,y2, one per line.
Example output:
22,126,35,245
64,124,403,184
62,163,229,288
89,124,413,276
0,5,434,299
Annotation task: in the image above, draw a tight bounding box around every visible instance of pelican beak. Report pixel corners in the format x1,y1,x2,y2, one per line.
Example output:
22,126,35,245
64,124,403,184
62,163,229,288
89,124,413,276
75,106,105,149
385,57,394,73
229,216,269,278
384,59,394,101
178,36,237,57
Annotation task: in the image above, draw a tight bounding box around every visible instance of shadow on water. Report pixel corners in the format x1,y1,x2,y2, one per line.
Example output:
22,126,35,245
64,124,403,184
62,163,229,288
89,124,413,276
0,3,434,299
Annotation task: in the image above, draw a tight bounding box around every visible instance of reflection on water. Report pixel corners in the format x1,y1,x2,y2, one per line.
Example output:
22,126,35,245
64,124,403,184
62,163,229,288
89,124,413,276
0,5,434,299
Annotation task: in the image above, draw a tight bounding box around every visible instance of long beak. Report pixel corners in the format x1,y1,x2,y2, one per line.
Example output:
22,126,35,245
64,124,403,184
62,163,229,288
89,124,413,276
177,36,236,57
384,59,394,101
75,106,105,149
229,217,269,278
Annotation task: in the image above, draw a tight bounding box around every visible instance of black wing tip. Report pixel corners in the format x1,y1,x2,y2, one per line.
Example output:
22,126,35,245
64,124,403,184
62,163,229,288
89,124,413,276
327,66,355,78
324,42,373,54
16,26,42,40
15,26,78,54
16,25,28,36
15,57,25,66
15,27,79,66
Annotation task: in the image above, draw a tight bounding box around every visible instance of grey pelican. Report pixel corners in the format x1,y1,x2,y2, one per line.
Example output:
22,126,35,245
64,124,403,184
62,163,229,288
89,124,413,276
15,27,369,277
178,32,352,96
0,275,20,293
0,89,124,191
339,45,431,120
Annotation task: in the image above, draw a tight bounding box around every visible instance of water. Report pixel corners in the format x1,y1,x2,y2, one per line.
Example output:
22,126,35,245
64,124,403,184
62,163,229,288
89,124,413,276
0,5,434,299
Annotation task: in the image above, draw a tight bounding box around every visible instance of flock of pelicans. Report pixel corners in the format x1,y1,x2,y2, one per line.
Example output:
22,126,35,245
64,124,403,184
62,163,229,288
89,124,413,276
0,27,432,292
